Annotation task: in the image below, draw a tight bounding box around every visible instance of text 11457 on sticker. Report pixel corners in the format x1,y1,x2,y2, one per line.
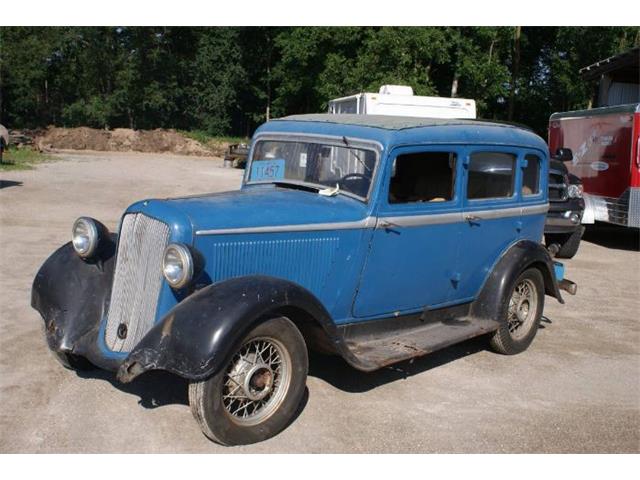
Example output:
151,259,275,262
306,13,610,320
250,159,286,181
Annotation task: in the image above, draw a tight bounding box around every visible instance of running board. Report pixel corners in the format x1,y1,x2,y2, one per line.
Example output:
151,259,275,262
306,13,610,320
336,304,499,371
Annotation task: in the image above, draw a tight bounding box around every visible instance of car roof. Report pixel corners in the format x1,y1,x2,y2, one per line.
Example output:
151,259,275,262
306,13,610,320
276,113,531,131
257,114,549,154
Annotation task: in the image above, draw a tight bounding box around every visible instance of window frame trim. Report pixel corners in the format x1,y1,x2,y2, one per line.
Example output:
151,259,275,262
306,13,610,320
378,144,465,216
244,132,383,203
463,147,520,205
520,151,545,200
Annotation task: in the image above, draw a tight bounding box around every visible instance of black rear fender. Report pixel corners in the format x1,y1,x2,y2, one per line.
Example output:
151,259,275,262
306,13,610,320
471,240,563,321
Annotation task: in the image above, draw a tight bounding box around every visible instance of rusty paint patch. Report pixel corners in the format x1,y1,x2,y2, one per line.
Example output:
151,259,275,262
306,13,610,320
161,313,175,339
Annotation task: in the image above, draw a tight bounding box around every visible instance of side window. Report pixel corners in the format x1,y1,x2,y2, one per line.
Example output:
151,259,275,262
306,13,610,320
522,154,541,196
467,152,516,200
389,152,457,204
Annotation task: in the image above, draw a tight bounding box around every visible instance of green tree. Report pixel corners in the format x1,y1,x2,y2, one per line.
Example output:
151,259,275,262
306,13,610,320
189,28,245,135
2,26,639,138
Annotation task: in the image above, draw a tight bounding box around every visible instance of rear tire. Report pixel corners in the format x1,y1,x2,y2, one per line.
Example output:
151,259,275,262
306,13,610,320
545,227,584,259
490,268,545,355
189,316,308,446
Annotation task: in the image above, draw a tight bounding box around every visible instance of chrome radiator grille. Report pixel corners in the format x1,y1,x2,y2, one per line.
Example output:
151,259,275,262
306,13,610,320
105,213,170,352
548,171,568,202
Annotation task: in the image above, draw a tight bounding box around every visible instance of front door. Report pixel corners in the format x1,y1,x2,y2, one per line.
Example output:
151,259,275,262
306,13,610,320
353,146,463,318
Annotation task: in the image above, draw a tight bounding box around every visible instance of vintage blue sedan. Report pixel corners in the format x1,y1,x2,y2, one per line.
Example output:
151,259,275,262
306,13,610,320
32,114,575,445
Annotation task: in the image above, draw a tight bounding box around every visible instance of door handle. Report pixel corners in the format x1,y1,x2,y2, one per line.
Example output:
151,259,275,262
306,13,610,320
379,219,400,229
465,214,482,223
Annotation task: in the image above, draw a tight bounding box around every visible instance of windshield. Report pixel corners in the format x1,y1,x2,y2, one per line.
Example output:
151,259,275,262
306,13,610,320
247,139,378,199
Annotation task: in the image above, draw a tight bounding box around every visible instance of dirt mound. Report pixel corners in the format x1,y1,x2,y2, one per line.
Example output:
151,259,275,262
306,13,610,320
36,127,214,156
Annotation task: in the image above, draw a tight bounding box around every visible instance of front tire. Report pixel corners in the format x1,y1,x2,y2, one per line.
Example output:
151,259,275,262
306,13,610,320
189,316,308,446
489,268,545,355
545,227,584,259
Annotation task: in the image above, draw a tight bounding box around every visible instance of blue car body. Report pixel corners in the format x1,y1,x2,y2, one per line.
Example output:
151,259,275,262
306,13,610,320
32,114,567,382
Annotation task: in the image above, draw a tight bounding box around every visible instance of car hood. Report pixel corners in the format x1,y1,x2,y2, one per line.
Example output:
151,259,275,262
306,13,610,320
125,185,371,242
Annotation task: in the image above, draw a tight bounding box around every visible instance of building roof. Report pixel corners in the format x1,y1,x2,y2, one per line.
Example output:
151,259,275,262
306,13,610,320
550,103,640,120
276,113,530,131
580,46,639,81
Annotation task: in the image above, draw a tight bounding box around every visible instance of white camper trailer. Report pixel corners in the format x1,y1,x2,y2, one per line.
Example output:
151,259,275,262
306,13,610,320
328,85,477,119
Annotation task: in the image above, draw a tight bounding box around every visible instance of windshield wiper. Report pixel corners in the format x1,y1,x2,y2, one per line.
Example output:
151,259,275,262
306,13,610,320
274,181,342,198
273,181,320,193
342,136,372,175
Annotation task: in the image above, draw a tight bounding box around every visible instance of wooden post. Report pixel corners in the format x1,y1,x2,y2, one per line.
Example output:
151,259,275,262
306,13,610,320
508,26,521,121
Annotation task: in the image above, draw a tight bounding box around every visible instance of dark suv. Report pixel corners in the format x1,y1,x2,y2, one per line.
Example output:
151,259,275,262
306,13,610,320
544,149,585,259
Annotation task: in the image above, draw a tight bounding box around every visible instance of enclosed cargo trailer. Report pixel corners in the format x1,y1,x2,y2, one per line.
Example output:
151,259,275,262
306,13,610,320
548,47,639,228
328,85,477,119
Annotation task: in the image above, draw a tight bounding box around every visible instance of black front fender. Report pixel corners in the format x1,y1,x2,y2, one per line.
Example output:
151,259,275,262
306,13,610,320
31,234,118,369
117,275,338,383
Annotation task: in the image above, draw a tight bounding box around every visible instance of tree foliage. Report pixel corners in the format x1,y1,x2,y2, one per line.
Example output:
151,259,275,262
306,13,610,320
1,26,638,137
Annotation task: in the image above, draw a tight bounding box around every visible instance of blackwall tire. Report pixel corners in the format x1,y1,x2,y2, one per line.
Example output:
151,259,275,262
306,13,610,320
489,268,545,355
189,316,308,446
545,227,584,259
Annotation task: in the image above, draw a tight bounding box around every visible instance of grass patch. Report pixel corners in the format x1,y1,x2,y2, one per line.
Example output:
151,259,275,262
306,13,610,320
180,130,250,157
0,147,53,171
180,130,249,146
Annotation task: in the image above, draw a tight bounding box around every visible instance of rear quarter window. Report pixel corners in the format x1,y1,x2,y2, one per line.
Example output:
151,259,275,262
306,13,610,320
522,154,541,196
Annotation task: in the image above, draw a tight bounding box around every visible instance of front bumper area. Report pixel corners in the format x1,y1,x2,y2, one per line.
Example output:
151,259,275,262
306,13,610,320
582,188,640,228
31,236,124,372
544,197,585,234
32,235,218,384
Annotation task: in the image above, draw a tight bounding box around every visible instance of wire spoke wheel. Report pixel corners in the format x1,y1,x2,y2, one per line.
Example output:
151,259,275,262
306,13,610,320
507,278,538,340
221,337,292,426
189,316,308,445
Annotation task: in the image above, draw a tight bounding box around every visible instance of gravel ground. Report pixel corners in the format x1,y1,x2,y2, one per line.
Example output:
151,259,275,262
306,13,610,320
1,151,638,453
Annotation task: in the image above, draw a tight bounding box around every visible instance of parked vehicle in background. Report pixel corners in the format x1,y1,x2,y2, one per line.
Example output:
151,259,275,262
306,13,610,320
328,85,477,119
223,142,250,168
32,114,576,446
226,85,477,168
544,149,586,258
548,47,640,229
0,124,9,162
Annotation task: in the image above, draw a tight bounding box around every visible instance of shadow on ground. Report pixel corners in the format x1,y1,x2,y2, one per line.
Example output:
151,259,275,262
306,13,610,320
76,365,310,415
73,319,554,413
77,369,190,408
309,335,490,393
0,179,23,189
583,223,640,252
74,336,490,407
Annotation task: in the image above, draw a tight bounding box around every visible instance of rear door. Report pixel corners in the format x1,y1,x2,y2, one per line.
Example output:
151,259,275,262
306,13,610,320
456,147,523,300
352,145,463,318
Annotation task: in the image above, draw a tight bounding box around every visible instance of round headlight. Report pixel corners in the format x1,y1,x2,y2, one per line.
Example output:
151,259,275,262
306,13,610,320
567,184,583,198
72,217,100,258
162,243,194,289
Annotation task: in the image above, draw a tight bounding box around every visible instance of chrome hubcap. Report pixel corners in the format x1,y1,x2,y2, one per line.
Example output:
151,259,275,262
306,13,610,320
222,337,291,426
508,279,538,340
243,364,274,401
